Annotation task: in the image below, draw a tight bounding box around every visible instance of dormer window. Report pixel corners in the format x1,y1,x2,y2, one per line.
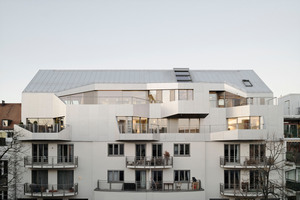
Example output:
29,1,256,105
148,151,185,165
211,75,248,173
242,79,253,87
2,119,8,127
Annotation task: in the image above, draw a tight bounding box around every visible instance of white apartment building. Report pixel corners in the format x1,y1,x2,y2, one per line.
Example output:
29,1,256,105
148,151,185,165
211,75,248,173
15,69,284,200
279,94,300,200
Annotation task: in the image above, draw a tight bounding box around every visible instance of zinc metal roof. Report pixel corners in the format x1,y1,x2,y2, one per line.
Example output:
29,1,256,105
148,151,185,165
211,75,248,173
23,69,272,93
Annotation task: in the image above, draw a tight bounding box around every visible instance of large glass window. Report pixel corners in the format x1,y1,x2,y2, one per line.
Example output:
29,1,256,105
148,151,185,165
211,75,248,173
108,170,124,182
224,170,240,189
227,117,261,130
224,144,240,163
58,144,74,163
174,144,190,156
149,90,163,103
108,144,124,156
250,170,264,190
32,144,48,163
250,144,265,163
174,170,190,182
178,118,199,133
58,170,74,189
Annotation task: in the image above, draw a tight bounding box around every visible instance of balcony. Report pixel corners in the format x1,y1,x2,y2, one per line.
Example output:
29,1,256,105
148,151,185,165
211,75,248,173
286,179,300,191
117,124,160,141
211,129,267,141
15,124,71,141
126,156,173,169
24,183,78,197
24,156,78,169
220,156,274,168
220,183,271,197
95,180,203,192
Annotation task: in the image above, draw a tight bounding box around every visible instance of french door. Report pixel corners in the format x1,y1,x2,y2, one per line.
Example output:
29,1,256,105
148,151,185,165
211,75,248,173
32,144,48,163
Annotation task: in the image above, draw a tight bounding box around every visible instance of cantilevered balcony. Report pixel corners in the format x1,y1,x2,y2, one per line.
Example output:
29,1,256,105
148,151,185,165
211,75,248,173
24,183,78,197
95,180,202,191
126,156,173,169
15,124,71,141
24,156,78,169
220,183,271,197
220,156,274,168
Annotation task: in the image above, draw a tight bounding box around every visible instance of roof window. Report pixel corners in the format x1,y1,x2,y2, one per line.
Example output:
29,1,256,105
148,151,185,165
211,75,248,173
173,68,192,82
242,79,253,87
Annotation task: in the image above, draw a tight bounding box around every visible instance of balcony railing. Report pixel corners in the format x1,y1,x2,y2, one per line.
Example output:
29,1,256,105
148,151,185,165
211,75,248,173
220,183,271,197
19,124,66,133
24,156,78,168
220,156,275,168
286,152,300,165
126,156,173,168
24,183,78,197
95,180,202,192
286,179,300,191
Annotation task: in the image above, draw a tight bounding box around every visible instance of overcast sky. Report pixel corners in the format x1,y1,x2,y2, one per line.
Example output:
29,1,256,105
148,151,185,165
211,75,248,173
0,0,299,103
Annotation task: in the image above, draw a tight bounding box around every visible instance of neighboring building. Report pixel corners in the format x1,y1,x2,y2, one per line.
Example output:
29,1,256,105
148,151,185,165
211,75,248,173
16,69,283,200
0,101,21,200
279,94,300,200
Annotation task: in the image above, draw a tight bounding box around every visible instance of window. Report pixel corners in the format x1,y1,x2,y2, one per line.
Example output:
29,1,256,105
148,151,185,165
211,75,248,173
58,170,74,189
174,144,190,156
224,144,240,163
178,90,193,100
0,161,8,188
0,138,5,146
108,144,124,156
250,144,265,163
242,79,253,87
58,144,74,163
178,118,199,133
224,170,240,189
170,90,175,101
174,170,190,182
227,117,261,130
250,170,264,190
1,120,8,127
149,90,163,103
108,170,124,182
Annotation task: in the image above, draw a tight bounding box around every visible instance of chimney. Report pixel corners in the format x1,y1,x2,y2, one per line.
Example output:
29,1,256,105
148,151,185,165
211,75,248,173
2,100,5,106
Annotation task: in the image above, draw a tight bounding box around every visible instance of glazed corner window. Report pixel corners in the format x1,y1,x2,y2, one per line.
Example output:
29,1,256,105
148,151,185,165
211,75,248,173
178,90,193,101
174,170,190,182
170,90,175,101
242,79,253,87
227,117,261,130
2,120,8,127
149,90,163,103
108,144,124,156
108,170,124,182
174,144,190,156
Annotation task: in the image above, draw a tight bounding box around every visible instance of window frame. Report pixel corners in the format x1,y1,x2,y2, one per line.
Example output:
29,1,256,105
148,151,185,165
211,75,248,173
107,170,124,182
108,143,124,156
1,120,8,127
174,170,190,182
174,143,190,156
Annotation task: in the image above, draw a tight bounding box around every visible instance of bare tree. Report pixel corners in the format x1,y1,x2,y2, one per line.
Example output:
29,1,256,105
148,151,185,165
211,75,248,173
0,130,25,200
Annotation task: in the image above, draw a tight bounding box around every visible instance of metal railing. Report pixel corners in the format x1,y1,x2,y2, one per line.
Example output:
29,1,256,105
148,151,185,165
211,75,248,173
24,156,78,168
24,183,78,197
119,124,161,134
19,124,67,133
220,183,268,196
61,96,154,105
286,179,300,191
220,156,275,167
96,180,202,191
126,156,173,168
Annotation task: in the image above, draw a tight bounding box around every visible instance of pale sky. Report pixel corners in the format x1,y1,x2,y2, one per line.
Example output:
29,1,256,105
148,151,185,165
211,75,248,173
0,0,299,103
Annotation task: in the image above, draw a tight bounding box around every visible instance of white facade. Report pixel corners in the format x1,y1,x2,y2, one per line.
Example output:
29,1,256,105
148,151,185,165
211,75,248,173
17,69,283,200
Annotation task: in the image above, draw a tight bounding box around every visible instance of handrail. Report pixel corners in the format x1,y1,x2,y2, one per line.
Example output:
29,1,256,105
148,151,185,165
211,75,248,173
126,156,173,168
24,183,78,196
220,156,275,167
24,156,78,168
96,180,202,191
18,124,68,133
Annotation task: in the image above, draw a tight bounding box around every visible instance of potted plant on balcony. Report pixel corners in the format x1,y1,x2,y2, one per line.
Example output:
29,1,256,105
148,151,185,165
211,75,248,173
164,151,170,165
